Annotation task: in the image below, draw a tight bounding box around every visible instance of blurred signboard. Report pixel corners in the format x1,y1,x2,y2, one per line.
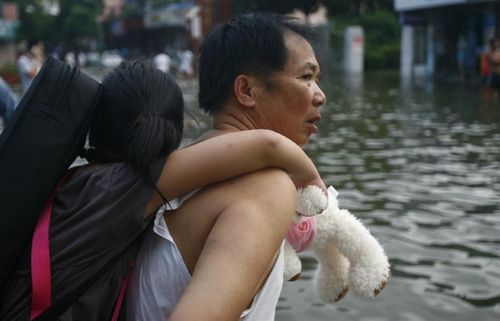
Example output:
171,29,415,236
144,2,193,28
0,19,18,41
395,0,489,11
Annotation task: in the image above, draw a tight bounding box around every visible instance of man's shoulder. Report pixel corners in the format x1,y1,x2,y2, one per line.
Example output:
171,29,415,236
190,168,296,208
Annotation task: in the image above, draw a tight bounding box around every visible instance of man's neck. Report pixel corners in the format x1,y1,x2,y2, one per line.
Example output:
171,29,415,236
212,102,259,132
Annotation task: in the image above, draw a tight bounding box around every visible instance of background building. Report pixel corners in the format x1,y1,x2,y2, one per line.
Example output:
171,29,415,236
395,0,500,79
0,2,19,61
102,0,232,57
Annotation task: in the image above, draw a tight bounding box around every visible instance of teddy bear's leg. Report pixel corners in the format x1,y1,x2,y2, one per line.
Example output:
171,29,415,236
284,241,302,281
324,208,390,299
313,238,350,303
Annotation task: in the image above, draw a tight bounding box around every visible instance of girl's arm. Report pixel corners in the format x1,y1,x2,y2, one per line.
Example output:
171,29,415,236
146,129,324,215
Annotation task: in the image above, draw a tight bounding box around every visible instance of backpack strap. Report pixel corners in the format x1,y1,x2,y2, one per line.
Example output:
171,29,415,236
30,190,54,320
111,260,135,321
30,169,76,320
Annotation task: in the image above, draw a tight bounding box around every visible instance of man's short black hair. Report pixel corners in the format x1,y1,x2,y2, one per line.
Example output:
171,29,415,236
198,12,313,114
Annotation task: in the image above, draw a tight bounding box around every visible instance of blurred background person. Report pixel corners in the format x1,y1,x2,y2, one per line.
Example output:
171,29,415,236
177,47,194,78
153,50,171,74
457,35,467,81
486,36,500,92
16,40,44,93
30,40,45,70
16,43,36,93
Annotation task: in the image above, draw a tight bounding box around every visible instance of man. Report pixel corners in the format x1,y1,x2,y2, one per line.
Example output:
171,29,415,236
128,13,326,321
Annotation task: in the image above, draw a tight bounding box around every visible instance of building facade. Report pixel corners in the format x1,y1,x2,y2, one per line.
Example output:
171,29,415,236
395,0,500,80
103,0,232,57
0,2,18,68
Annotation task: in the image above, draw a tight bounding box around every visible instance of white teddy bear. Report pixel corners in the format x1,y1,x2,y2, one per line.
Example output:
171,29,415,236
284,185,390,302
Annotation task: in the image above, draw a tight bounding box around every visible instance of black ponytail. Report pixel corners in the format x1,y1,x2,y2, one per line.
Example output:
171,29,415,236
126,112,182,174
89,61,184,176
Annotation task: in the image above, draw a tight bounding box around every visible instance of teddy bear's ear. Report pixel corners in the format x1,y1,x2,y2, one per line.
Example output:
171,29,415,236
296,186,328,216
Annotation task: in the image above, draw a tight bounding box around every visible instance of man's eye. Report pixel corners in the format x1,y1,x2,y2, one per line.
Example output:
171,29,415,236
301,74,313,80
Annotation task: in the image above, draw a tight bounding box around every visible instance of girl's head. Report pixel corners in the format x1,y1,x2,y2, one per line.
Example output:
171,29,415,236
89,61,184,175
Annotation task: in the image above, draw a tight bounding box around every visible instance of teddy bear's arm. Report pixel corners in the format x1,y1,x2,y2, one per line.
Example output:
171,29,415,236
315,203,390,299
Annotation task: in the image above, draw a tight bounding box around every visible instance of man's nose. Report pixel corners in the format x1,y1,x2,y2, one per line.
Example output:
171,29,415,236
313,83,326,108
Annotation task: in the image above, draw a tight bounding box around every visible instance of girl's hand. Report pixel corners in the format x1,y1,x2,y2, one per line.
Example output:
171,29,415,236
293,175,327,196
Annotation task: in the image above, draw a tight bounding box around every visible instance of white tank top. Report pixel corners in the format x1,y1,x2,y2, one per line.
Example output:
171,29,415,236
126,192,285,321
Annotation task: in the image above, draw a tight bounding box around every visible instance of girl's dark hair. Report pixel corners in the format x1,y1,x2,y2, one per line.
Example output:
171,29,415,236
88,61,184,176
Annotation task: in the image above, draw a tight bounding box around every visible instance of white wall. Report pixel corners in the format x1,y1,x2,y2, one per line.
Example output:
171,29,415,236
400,25,414,78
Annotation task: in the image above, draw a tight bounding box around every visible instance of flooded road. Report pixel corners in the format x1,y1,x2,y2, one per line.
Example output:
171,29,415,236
275,72,500,321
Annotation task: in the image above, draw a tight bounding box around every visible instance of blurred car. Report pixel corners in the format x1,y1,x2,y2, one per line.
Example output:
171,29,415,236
101,50,123,67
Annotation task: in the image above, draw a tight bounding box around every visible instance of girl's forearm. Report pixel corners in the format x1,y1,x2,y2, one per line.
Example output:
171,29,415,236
260,130,322,189
156,129,323,201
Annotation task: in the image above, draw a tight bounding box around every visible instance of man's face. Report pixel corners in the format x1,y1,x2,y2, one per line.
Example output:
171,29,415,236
252,34,326,146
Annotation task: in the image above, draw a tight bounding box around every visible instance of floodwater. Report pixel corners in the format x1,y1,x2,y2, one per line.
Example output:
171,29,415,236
183,71,500,321
275,72,500,321
3,67,499,321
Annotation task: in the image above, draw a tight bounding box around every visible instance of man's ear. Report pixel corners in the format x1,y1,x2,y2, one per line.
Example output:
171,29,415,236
233,75,258,108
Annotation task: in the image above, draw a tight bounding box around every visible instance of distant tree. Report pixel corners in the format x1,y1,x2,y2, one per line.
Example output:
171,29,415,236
16,0,56,43
16,0,98,50
57,0,97,42
60,3,97,42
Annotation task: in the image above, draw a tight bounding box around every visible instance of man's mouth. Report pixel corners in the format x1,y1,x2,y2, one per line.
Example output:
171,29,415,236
306,115,321,133
307,115,321,125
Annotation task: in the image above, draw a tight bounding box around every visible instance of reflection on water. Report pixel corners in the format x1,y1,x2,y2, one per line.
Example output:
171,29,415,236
277,71,500,321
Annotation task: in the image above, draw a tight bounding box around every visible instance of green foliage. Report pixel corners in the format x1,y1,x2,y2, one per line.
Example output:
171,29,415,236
16,0,98,48
358,10,400,44
15,0,56,43
359,10,400,69
61,4,97,40
365,43,400,69
332,10,400,69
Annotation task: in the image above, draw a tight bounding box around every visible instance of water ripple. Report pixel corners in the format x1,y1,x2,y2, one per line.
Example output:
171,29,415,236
278,71,500,321
176,71,500,321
